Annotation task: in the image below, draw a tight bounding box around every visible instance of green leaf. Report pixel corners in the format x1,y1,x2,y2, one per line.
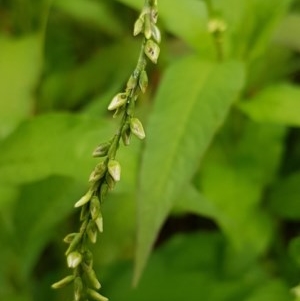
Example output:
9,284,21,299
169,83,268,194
54,0,123,36
13,176,85,278
268,172,300,220
134,56,245,284
0,35,42,139
199,121,286,254
106,233,284,301
173,184,218,219
0,113,113,186
238,84,300,126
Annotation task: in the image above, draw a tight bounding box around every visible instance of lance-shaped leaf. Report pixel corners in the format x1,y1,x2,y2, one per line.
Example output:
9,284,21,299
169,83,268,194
134,56,245,284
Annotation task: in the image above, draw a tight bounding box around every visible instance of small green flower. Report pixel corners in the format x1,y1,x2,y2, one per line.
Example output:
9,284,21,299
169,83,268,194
151,24,161,43
108,93,127,111
95,216,103,233
74,277,83,301
51,275,75,289
144,39,160,64
139,70,148,93
130,117,146,139
74,190,93,208
108,159,121,182
87,220,98,243
87,288,109,301
90,196,101,220
67,251,82,268
92,142,111,157
83,264,101,290
133,17,144,36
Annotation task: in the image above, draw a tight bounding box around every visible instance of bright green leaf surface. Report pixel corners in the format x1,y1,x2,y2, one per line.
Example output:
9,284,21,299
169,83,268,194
135,56,244,283
238,84,300,126
0,35,42,139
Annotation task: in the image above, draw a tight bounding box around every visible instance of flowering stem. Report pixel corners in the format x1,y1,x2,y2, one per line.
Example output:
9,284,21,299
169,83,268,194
52,1,160,300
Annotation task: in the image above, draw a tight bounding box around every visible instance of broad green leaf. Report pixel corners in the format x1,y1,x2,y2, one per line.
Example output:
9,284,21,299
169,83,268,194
106,233,281,301
199,121,286,253
268,172,300,220
13,176,85,278
238,84,300,126
0,35,42,139
0,113,112,185
134,56,245,283
0,113,139,194
54,0,123,36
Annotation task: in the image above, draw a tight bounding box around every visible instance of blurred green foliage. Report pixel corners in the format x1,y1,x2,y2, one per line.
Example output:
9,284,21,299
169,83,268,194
1,0,300,300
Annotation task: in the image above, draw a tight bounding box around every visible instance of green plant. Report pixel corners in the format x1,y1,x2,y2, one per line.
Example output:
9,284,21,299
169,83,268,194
51,1,160,300
1,1,300,301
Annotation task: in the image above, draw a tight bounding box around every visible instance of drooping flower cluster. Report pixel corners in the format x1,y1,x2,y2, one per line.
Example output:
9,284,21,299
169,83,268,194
52,1,160,300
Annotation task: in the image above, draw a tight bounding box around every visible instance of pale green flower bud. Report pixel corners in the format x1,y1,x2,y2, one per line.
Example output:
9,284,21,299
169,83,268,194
139,70,148,93
144,39,160,64
108,93,127,111
89,162,107,183
208,18,227,34
151,6,158,23
74,277,83,301
74,190,93,208
92,142,111,157
65,233,82,255
122,126,131,146
133,17,144,36
100,183,109,201
127,75,138,90
87,288,109,301
105,174,115,190
80,203,89,221
108,160,121,182
130,117,146,139
90,196,101,220
95,216,103,233
87,220,97,243
67,251,82,268
83,250,93,267
82,264,101,290
63,233,77,244
51,275,75,289
151,24,161,43
144,14,152,39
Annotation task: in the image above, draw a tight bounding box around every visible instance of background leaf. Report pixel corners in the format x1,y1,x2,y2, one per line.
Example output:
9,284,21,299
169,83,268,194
135,56,245,283
238,84,300,126
0,35,42,139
